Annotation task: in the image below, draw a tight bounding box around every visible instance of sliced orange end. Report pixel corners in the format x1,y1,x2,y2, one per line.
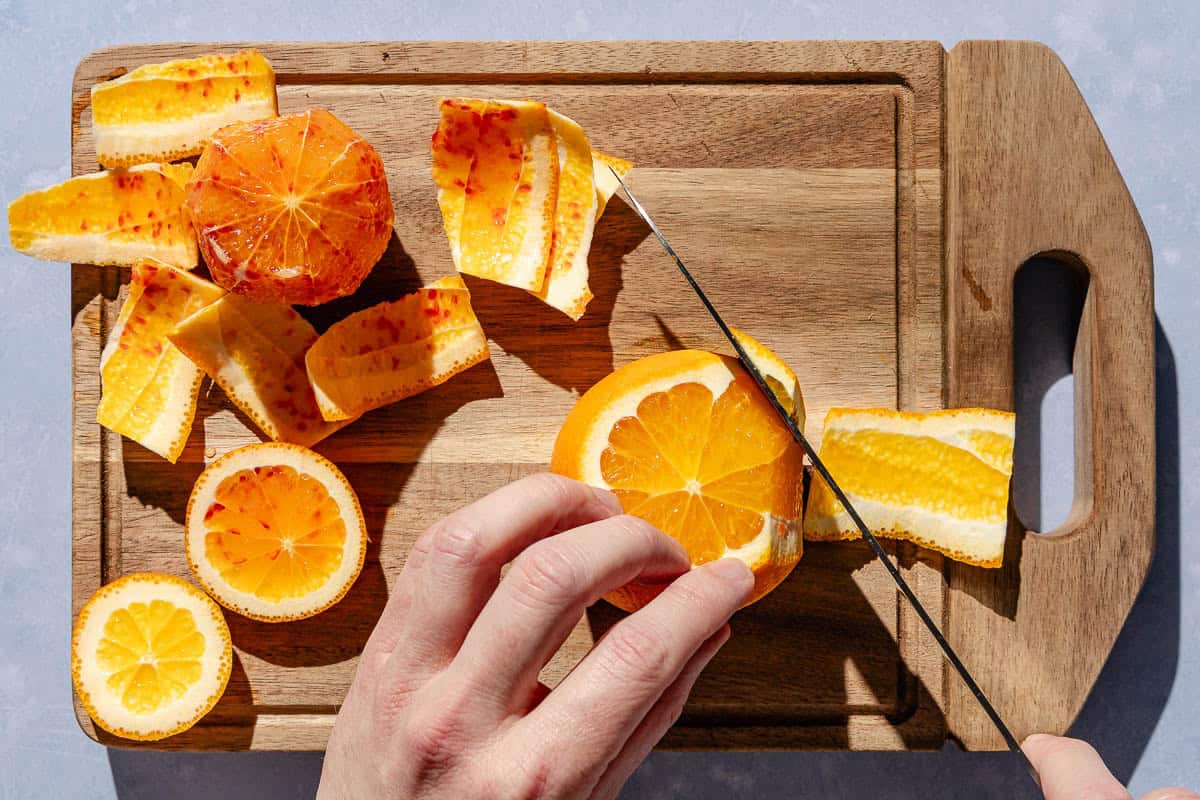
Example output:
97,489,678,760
8,163,197,268
305,275,490,421
184,108,394,306
532,110,599,321
803,407,1016,567
170,294,352,447
185,442,367,622
97,260,225,462
72,572,232,741
730,326,805,426
551,349,805,611
91,49,277,168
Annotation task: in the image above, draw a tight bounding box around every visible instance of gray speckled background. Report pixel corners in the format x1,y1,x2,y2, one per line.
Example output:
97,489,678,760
1,1,1195,797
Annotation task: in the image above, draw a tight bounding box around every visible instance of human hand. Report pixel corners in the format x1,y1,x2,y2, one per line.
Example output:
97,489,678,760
1023,734,1199,800
318,472,753,799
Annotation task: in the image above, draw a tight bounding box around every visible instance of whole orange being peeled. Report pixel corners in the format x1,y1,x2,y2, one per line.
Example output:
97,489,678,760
551,345,806,611
184,109,393,305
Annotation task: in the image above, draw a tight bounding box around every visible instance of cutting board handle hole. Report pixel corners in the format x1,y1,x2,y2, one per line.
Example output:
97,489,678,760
1012,255,1090,534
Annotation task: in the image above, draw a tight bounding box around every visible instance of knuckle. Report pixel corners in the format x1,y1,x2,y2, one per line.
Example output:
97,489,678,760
510,542,583,608
525,471,581,508
419,514,485,568
398,700,467,775
600,622,672,682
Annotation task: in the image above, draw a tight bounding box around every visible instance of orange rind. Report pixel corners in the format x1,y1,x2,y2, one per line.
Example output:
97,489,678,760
96,260,225,462
804,407,1016,567
170,294,351,448
91,49,277,168
304,275,490,421
8,163,197,268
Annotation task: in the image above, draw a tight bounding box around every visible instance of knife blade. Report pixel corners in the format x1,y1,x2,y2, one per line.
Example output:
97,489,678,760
609,166,1038,783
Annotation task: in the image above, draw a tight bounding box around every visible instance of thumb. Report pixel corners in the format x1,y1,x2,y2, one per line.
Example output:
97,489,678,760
1022,734,1130,800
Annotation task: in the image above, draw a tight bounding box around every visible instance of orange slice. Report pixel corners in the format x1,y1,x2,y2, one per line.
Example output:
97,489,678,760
8,163,197,268
97,260,226,462
91,49,277,168
804,408,1016,567
435,98,559,291
305,275,490,421
592,150,633,219
183,108,394,306
551,349,805,610
170,295,350,447
185,442,367,622
533,110,600,320
72,572,232,741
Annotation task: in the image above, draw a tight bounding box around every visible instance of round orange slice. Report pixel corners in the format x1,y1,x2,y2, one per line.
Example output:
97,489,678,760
185,442,367,622
184,108,394,306
551,349,806,611
71,572,232,741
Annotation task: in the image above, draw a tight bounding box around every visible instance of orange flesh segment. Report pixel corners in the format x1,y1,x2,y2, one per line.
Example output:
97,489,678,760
183,108,393,305
97,261,225,462
305,275,491,420
8,163,197,268
451,99,558,291
202,465,346,602
98,600,205,714
91,49,277,168
170,295,349,447
601,379,804,565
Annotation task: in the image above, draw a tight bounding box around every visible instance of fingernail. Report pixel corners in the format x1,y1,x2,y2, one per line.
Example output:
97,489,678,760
710,557,754,586
590,486,624,515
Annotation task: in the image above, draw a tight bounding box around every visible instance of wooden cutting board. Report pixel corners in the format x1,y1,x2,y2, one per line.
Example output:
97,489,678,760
70,41,1155,752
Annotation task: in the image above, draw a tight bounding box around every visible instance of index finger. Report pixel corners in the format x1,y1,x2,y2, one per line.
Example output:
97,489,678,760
362,473,623,676
1022,734,1131,800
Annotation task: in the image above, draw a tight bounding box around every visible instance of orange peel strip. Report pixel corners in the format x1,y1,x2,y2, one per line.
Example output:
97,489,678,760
91,49,277,168
439,99,559,291
170,295,352,447
533,110,599,320
803,407,1016,568
97,260,226,462
8,163,197,268
305,275,491,421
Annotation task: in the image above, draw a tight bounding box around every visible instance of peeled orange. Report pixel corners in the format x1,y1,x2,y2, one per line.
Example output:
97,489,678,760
804,408,1015,567
185,442,367,622
91,49,277,169
8,163,197,268
184,108,394,305
97,260,226,462
305,275,490,421
72,572,232,741
552,349,806,610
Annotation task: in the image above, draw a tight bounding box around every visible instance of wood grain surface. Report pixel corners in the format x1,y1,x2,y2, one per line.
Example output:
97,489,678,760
944,41,1156,750
69,40,1150,753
